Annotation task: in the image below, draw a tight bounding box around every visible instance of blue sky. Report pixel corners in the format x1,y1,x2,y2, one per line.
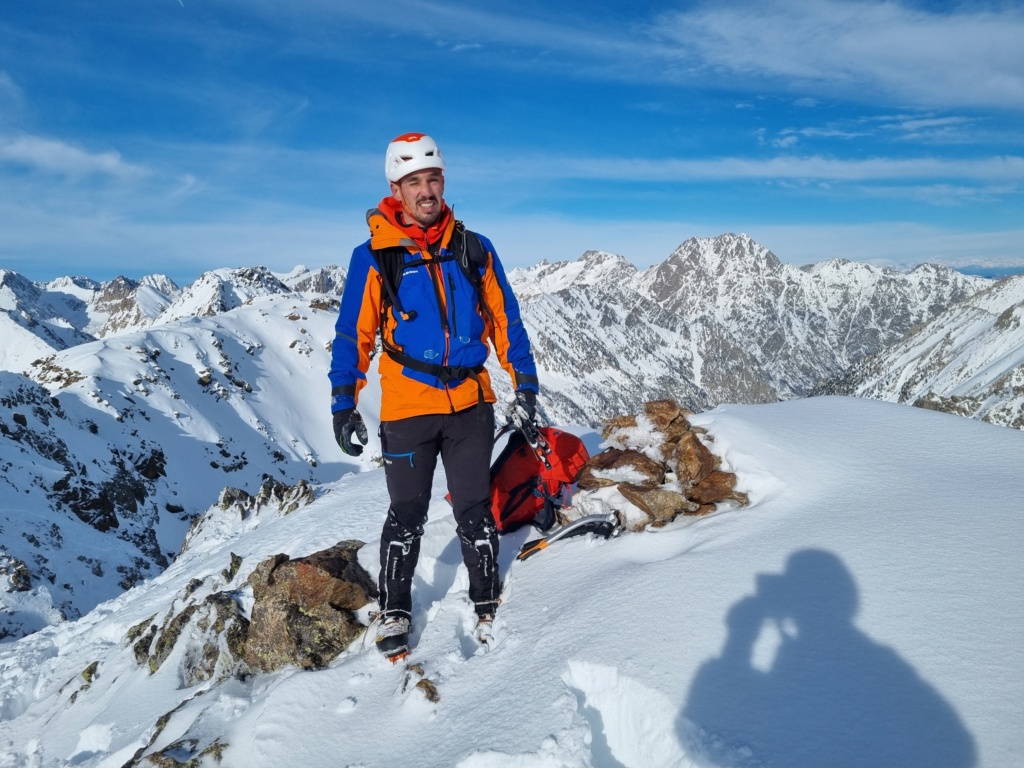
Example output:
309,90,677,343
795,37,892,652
2,0,1023,286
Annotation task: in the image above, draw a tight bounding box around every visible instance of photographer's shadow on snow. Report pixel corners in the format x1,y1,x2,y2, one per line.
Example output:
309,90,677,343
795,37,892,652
680,549,976,768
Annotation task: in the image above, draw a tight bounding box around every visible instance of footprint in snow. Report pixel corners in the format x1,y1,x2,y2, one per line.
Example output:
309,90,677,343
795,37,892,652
336,696,358,714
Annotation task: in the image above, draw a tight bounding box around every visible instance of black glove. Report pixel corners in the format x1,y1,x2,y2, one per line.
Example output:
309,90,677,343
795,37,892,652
333,409,368,456
507,389,538,430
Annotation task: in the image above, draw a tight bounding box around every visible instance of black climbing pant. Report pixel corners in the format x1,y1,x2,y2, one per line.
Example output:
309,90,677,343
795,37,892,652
378,403,499,620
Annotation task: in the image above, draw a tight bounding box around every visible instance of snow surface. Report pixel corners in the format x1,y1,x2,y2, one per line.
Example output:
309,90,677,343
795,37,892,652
1,396,1022,767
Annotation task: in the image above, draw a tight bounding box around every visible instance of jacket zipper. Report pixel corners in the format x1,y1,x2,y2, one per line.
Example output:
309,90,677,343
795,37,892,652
427,259,453,371
447,271,459,339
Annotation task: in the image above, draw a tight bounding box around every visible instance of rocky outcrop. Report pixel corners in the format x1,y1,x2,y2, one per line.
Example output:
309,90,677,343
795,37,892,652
573,400,748,531
128,542,377,685
242,541,377,672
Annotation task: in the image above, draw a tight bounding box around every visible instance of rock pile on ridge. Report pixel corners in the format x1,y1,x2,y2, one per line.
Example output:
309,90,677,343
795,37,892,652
573,399,747,531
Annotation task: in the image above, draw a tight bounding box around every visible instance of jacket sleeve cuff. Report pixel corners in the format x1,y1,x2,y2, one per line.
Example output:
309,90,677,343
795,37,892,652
331,385,357,413
514,372,539,392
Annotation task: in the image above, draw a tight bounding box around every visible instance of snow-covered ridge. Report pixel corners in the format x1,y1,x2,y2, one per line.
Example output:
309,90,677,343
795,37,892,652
841,273,1024,428
1,398,1021,767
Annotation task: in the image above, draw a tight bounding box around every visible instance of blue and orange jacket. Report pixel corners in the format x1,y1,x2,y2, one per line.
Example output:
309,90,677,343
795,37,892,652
329,198,538,422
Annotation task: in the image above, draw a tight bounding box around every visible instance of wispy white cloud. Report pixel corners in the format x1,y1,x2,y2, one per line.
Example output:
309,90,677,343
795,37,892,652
263,1,1024,110
0,195,360,284
3,181,1022,286
651,0,1024,109
767,113,982,150
0,71,23,128
456,148,1024,185
0,135,148,180
0,70,20,101
746,221,1024,269
859,183,1018,207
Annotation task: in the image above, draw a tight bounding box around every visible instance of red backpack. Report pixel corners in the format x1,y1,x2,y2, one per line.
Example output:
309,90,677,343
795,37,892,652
489,427,590,533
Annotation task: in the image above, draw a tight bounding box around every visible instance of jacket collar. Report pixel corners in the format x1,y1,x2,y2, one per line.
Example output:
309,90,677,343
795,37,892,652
367,196,454,253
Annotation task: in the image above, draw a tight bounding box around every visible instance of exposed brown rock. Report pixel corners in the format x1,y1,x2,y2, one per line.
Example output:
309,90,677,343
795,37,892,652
403,663,440,703
687,470,740,505
684,503,719,516
576,448,665,490
618,484,700,526
643,399,682,431
242,541,377,672
658,418,692,451
600,414,637,440
571,400,747,527
576,467,617,490
675,431,718,487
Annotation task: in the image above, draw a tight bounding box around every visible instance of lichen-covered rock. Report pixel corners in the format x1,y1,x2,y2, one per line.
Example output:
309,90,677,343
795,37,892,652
600,414,637,440
242,540,376,672
221,552,243,583
618,484,700,526
643,399,683,431
688,470,743,506
129,619,159,666
576,448,665,490
148,604,200,674
180,592,249,687
674,430,718,488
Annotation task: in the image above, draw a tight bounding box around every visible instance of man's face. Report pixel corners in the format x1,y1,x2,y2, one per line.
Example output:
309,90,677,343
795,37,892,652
390,169,445,227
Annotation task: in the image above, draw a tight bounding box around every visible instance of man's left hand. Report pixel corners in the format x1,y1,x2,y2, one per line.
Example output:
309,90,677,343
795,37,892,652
507,389,537,430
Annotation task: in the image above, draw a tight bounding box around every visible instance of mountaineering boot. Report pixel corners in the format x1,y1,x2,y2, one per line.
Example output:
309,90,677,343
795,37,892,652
375,614,411,663
474,613,495,646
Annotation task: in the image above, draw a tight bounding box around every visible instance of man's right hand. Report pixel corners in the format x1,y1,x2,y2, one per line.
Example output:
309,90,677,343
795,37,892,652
333,409,368,456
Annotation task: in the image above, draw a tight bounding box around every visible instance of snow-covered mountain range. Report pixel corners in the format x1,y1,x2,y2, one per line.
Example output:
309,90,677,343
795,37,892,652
834,274,1024,429
1,233,1019,643
511,235,990,421
1,293,356,641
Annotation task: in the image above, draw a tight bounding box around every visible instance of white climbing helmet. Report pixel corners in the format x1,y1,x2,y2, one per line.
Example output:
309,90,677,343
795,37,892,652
384,132,446,183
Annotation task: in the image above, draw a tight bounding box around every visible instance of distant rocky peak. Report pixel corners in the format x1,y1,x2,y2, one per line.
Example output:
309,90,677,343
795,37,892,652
579,249,627,265
139,274,180,296
156,266,295,322
44,275,102,293
668,233,783,274
218,266,291,293
511,249,638,297
575,249,637,279
637,233,784,305
1,269,41,303
98,276,140,302
284,265,347,295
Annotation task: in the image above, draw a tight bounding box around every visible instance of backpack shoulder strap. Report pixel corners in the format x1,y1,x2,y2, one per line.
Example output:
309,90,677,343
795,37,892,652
452,221,494,326
452,221,487,284
371,246,417,321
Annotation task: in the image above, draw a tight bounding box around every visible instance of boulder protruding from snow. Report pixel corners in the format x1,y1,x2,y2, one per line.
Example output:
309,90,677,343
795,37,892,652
127,542,376,685
242,541,377,672
575,399,747,531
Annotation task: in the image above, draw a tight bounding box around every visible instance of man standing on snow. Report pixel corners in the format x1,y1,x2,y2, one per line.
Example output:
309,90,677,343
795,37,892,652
329,133,540,662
